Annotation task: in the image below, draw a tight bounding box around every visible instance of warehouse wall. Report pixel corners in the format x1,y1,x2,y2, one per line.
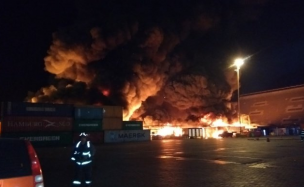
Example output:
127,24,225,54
240,85,304,127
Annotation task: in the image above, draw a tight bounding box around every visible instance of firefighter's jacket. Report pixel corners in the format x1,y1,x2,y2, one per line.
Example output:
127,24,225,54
71,141,95,165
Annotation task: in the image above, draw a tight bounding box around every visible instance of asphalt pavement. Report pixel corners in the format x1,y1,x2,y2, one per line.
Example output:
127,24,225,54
36,136,304,187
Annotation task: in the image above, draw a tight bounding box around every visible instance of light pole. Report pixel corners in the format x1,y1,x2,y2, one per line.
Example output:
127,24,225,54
233,58,244,128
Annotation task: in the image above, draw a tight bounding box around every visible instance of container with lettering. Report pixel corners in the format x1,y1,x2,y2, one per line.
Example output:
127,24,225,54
1,102,74,117
1,116,73,132
73,119,102,132
104,130,151,143
122,121,143,130
0,132,73,147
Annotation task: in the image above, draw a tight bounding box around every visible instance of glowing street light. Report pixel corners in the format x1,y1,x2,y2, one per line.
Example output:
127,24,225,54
233,58,245,128
234,58,244,70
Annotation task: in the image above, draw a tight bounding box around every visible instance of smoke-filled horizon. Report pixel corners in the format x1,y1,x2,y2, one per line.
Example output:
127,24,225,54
26,0,270,126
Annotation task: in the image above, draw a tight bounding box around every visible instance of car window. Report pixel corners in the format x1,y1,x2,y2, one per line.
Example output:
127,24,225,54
0,139,32,179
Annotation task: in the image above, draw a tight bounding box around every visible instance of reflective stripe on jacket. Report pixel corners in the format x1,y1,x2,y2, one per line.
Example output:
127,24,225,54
71,141,94,165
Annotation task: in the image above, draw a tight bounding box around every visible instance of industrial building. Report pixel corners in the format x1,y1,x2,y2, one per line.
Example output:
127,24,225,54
240,84,304,136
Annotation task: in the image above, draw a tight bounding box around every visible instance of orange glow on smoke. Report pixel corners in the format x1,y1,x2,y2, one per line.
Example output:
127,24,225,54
31,97,38,103
200,113,213,125
98,87,110,96
123,103,142,121
102,89,110,96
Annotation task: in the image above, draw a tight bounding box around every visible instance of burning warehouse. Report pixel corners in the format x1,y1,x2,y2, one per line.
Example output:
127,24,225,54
19,0,270,138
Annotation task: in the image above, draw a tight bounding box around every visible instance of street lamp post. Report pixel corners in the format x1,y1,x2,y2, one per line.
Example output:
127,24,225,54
234,58,244,129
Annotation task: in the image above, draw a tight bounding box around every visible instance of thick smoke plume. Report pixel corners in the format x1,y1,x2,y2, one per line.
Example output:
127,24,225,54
27,0,269,127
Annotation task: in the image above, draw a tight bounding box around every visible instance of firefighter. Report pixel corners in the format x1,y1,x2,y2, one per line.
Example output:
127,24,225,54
300,128,304,141
71,132,95,187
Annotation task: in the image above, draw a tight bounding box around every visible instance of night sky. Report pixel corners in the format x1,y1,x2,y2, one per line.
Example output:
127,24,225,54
1,0,304,103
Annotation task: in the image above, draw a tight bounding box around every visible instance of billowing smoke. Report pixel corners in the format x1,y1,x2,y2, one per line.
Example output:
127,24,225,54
26,0,269,127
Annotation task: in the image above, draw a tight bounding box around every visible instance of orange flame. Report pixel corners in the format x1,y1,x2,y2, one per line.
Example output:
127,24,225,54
212,129,224,139
155,124,183,137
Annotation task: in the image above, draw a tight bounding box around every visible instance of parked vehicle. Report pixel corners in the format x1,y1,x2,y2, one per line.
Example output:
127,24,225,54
0,138,44,187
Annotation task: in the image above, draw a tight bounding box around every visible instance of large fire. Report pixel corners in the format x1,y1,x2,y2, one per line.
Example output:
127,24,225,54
154,124,183,137
149,114,254,139
24,1,264,139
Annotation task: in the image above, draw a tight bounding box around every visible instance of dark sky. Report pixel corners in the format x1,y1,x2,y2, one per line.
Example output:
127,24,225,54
1,0,304,102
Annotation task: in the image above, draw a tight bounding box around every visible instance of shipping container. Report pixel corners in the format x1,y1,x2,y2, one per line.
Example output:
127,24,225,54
73,132,104,144
0,132,73,147
103,106,122,118
74,106,104,119
73,119,102,132
122,121,143,130
102,117,122,130
104,130,151,143
1,116,73,132
1,102,74,117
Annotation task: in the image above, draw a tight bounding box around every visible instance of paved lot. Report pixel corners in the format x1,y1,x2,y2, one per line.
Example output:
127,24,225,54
36,136,304,187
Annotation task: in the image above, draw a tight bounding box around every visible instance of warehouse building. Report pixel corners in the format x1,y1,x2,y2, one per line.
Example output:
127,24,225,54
240,84,304,136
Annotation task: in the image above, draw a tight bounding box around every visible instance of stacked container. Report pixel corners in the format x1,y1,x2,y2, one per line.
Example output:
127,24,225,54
122,121,143,130
0,102,74,146
104,120,151,143
102,106,123,130
102,106,147,143
104,129,151,143
73,105,104,144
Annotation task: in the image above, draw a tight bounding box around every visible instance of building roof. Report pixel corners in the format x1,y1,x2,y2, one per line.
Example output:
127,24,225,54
241,84,304,97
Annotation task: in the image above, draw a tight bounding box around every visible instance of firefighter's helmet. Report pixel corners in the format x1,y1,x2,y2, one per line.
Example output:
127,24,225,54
79,132,88,137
